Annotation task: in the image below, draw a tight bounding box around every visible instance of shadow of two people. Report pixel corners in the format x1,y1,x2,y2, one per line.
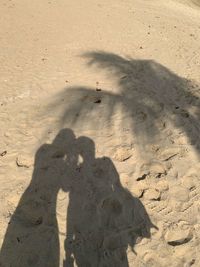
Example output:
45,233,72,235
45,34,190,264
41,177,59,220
0,129,155,267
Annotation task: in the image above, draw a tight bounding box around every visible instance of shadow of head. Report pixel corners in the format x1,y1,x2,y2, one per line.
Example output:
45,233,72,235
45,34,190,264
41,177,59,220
77,136,95,162
53,128,76,148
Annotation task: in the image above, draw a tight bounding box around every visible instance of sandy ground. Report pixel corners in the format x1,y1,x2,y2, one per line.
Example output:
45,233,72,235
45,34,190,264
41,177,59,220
0,0,200,266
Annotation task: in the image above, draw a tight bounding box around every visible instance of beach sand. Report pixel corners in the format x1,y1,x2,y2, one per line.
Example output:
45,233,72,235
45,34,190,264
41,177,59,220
0,0,200,266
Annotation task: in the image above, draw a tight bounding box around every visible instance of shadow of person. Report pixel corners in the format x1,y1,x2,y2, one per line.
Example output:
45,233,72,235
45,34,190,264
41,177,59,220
63,136,155,267
0,128,155,267
0,128,76,267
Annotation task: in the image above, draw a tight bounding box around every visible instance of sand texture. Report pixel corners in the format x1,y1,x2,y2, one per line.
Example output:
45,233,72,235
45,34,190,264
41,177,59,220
0,0,200,266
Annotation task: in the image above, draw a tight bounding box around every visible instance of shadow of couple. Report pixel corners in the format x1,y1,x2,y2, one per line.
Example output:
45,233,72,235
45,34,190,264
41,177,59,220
0,129,155,267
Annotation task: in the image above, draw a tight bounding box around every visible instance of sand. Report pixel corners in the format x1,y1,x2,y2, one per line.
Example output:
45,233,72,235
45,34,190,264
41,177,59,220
0,0,200,266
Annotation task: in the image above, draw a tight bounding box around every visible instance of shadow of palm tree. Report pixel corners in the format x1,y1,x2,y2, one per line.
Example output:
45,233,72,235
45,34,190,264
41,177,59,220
50,51,200,157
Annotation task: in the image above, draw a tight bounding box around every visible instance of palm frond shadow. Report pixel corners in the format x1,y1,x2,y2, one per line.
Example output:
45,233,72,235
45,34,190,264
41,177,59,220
51,51,200,155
